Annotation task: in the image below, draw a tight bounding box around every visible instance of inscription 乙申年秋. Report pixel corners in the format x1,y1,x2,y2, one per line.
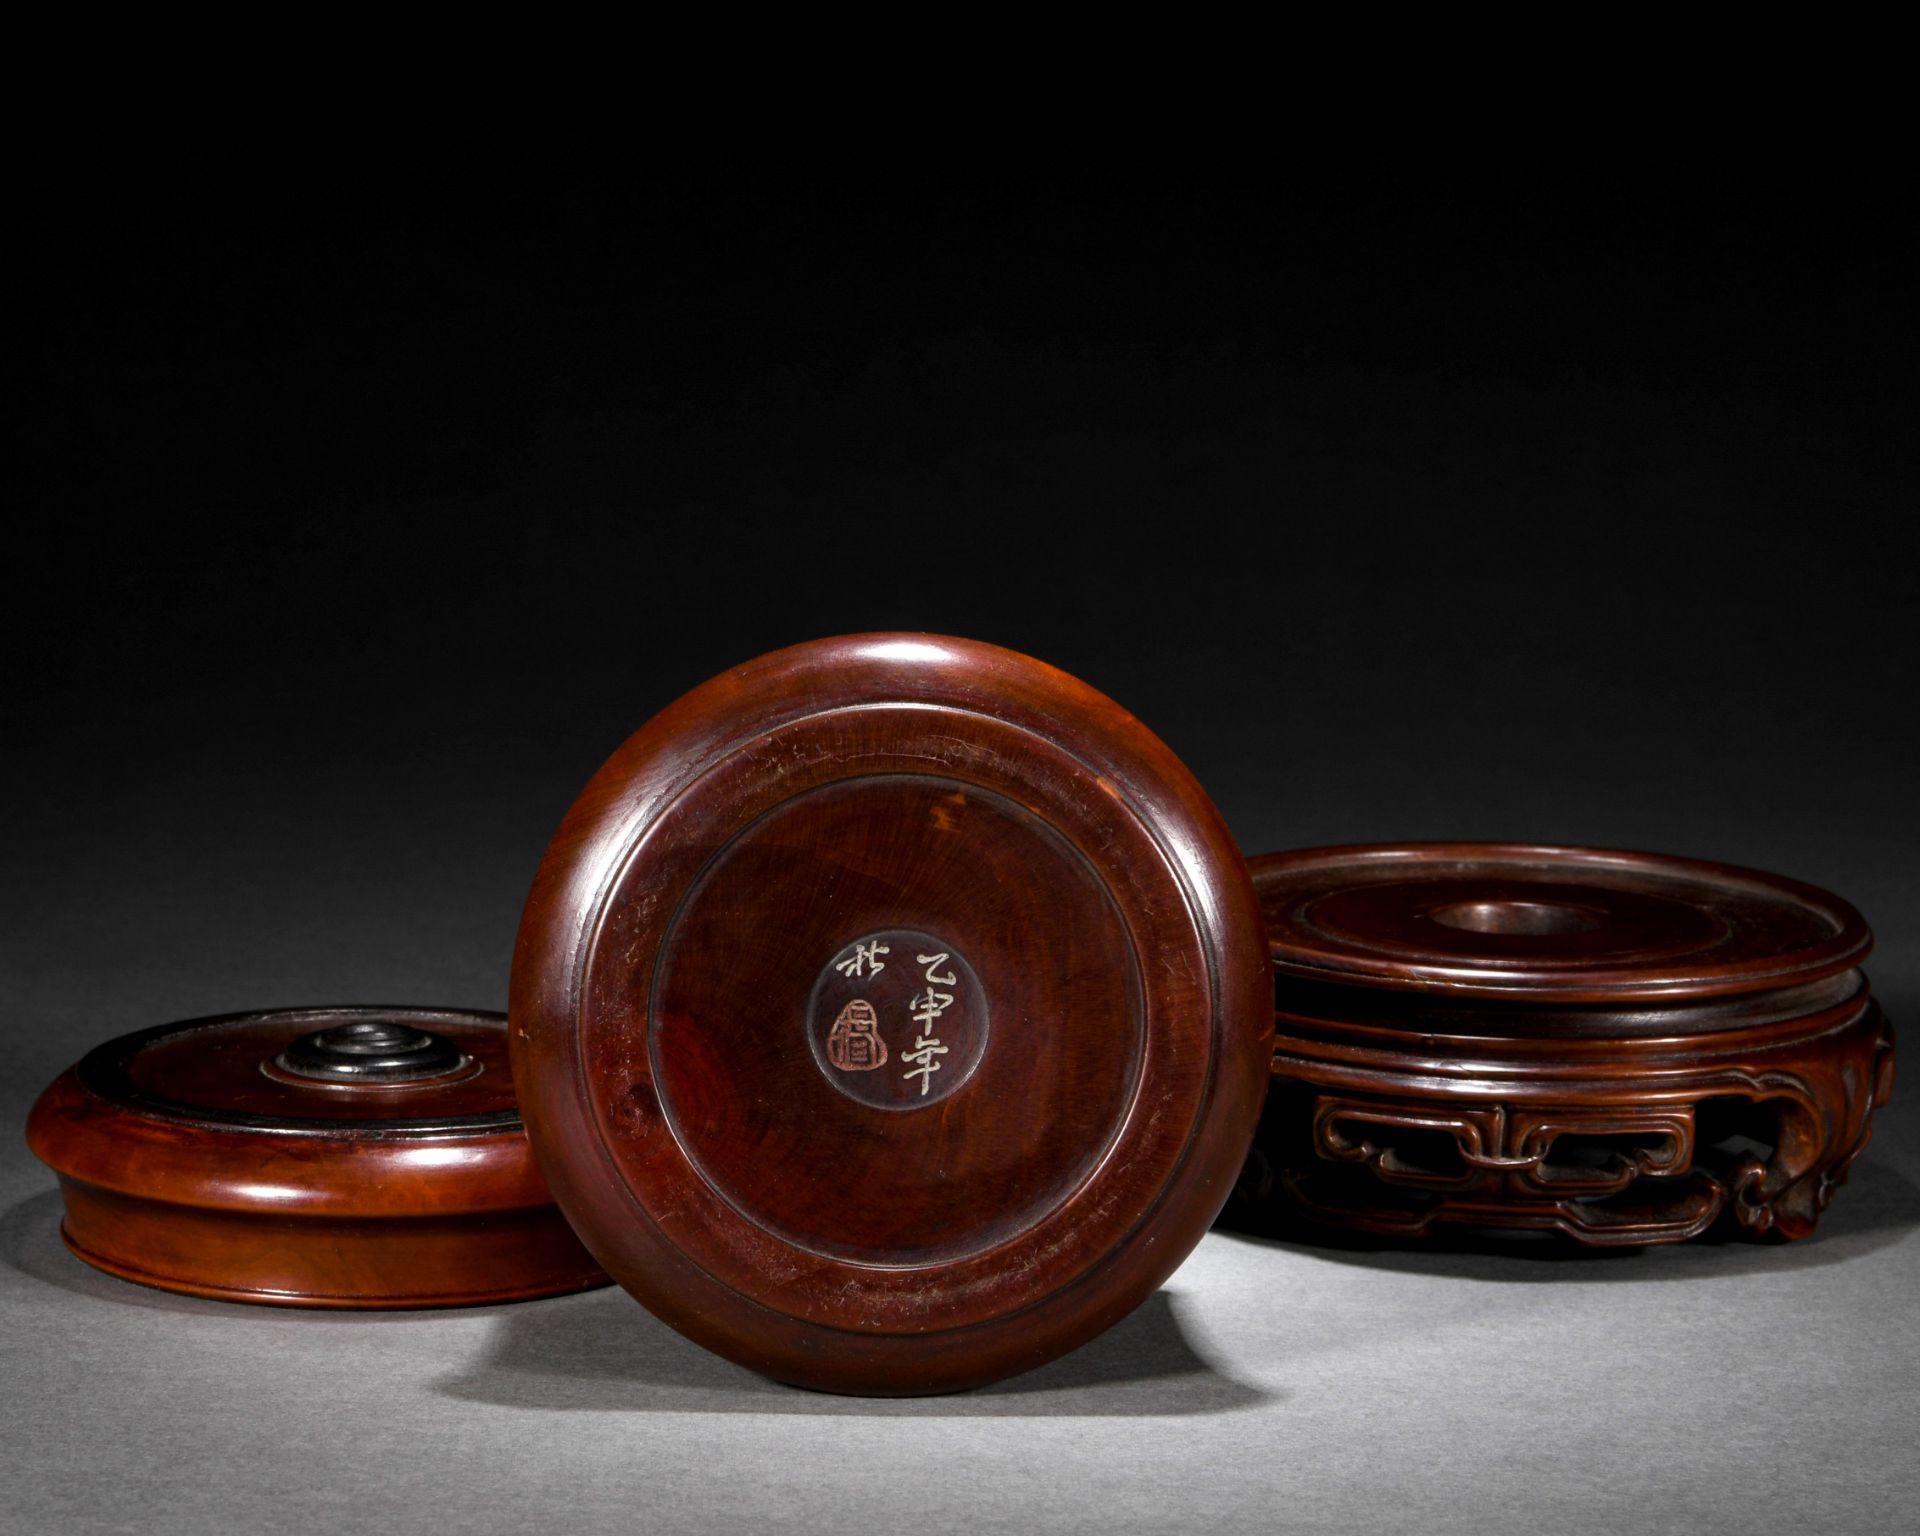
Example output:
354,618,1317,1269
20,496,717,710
807,930,988,1109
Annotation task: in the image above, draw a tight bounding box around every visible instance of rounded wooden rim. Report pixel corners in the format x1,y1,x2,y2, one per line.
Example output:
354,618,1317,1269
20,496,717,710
72,1006,521,1137
51,1203,607,1310
1249,842,1872,1002
29,1008,560,1214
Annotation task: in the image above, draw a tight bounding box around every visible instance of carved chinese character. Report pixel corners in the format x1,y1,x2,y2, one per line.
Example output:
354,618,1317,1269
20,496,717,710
835,941,890,979
910,986,954,1029
902,952,957,1095
901,1033,950,1095
826,999,888,1071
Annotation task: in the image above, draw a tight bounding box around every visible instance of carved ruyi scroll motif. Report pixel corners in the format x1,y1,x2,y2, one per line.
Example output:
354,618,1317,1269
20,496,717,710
1315,1100,1693,1194
1724,1010,1897,1240
1269,1005,1895,1246
1296,1099,1719,1244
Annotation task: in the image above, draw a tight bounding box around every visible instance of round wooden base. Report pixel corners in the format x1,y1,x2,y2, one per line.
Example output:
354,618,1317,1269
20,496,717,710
1243,844,1894,1246
28,1007,609,1307
512,635,1272,1393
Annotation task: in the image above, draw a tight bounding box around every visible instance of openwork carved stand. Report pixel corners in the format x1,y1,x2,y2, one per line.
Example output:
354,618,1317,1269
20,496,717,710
1243,844,1894,1245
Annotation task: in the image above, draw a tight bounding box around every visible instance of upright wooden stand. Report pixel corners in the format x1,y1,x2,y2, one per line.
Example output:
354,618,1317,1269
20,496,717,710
1242,845,1893,1244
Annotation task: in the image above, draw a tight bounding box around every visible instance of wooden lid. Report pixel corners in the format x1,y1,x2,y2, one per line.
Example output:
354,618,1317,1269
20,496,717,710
511,634,1273,1395
26,1006,608,1307
1250,843,1872,1005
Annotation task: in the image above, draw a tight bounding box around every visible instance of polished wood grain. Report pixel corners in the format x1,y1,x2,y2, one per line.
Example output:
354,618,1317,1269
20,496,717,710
27,1007,609,1306
1240,845,1893,1245
511,634,1273,1394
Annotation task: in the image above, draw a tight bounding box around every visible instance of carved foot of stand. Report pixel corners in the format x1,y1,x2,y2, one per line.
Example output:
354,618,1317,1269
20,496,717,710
1253,1003,1893,1245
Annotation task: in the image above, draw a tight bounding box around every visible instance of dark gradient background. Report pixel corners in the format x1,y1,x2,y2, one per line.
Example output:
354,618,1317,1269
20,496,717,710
6,80,1916,1535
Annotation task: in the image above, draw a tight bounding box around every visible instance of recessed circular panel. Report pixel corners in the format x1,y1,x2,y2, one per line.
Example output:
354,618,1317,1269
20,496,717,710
511,635,1273,1395
1428,898,1604,936
802,927,990,1111
1253,843,1871,1002
643,777,1139,1268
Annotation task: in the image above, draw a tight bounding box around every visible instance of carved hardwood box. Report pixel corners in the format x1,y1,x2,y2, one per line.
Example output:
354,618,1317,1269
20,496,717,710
1240,844,1894,1245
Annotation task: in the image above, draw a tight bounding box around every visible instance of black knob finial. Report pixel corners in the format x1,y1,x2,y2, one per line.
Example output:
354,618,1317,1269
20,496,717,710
274,1019,466,1083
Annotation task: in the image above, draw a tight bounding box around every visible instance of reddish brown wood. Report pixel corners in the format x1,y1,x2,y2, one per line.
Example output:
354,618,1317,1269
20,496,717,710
26,1006,609,1306
511,633,1273,1395
1242,844,1894,1245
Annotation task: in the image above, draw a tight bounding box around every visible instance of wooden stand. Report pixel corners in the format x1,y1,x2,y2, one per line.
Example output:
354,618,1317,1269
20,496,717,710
1241,845,1894,1245
27,1006,609,1306
511,634,1273,1394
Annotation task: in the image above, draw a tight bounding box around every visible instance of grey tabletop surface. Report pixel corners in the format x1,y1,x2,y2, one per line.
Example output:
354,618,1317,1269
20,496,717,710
4,876,1916,1536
